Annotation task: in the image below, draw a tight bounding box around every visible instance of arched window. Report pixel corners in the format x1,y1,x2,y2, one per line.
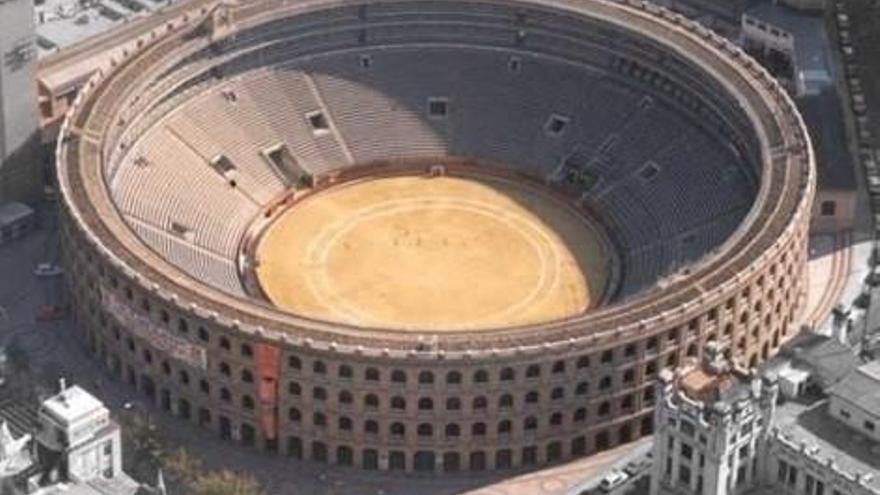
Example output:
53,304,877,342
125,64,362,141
599,376,612,390
313,413,326,427
500,367,515,381
338,390,353,405
552,360,565,374
288,355,301,370
446,371,462,384
364,420,379,434
525,391,539,404
473,370,489,383
312,387,327,401
219,337,230,350
497,420,512,434
526,364,541,378
240,344,253,358
499,394,514,409
241,370,253,383
219,362,231,376
242,395,254,410
550,412,563,426
445,423,460,438
338,416,353,431
390,422,405,437
551,387,564,400
339,365,353,379
391,370,407,383
524,416,538,430
446,397,461,410
417,423,433,437
472,396,487,410
288,407,301,422
220,388,231,402
313,361,326,374
288,381,301,396
576,381,589,395
364,394,379,409
391,396,406,410
418,371,434,384
574,407,587,422
418,398,434,410
472,422,487,436
598,401,611,416
365,367,379,381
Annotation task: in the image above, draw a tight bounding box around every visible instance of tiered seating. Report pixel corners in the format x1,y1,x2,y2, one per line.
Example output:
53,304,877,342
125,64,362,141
268,70,353,174
169,91,287,203
128,217,244,295
112,45,757,300
307,54,450,162
112,128,258,258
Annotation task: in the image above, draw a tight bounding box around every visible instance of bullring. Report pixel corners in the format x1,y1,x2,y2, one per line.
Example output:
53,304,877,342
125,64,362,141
56,0,814,473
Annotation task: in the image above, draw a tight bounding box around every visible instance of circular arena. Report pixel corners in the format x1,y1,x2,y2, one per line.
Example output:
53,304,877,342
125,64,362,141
57,0,815,473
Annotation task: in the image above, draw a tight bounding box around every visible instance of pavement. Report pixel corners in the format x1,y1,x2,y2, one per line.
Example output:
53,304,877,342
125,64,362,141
0,202,647,495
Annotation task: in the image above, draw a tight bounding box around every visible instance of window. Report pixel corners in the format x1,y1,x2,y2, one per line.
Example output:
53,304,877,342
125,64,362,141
473,370,489,383
427,98,449,118
288,382,301,395
680,420,695,437
552,360,565,374
306,111,330,134
418,371,434,384
500,367,515,381
865,420,876,432
526,364,541,378
446,371,462,384
365,367,379,381
679,464,691,485
359,54,373,69
544,114,570,136
681,443,693,460
339,365,353,379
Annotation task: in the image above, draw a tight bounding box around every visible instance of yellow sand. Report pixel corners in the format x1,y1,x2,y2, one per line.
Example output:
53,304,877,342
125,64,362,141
256,175,610,331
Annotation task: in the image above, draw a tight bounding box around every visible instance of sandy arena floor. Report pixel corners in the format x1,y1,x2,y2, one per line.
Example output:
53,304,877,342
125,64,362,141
255,175,611,331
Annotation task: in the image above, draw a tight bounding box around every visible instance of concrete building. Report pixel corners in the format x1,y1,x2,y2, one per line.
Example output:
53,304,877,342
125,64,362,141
0,0,37,160
741,3,833,97
0,381,164,495
0,0,40,203
826,360,880,443
650,341,880,495
651,344,778,495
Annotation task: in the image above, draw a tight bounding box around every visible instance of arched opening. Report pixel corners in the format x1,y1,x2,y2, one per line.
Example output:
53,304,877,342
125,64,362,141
414,451,435,472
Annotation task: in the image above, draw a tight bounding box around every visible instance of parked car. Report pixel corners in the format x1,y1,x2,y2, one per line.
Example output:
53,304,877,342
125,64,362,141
599,470,630,492
623,458,652,476
34,263,63,277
